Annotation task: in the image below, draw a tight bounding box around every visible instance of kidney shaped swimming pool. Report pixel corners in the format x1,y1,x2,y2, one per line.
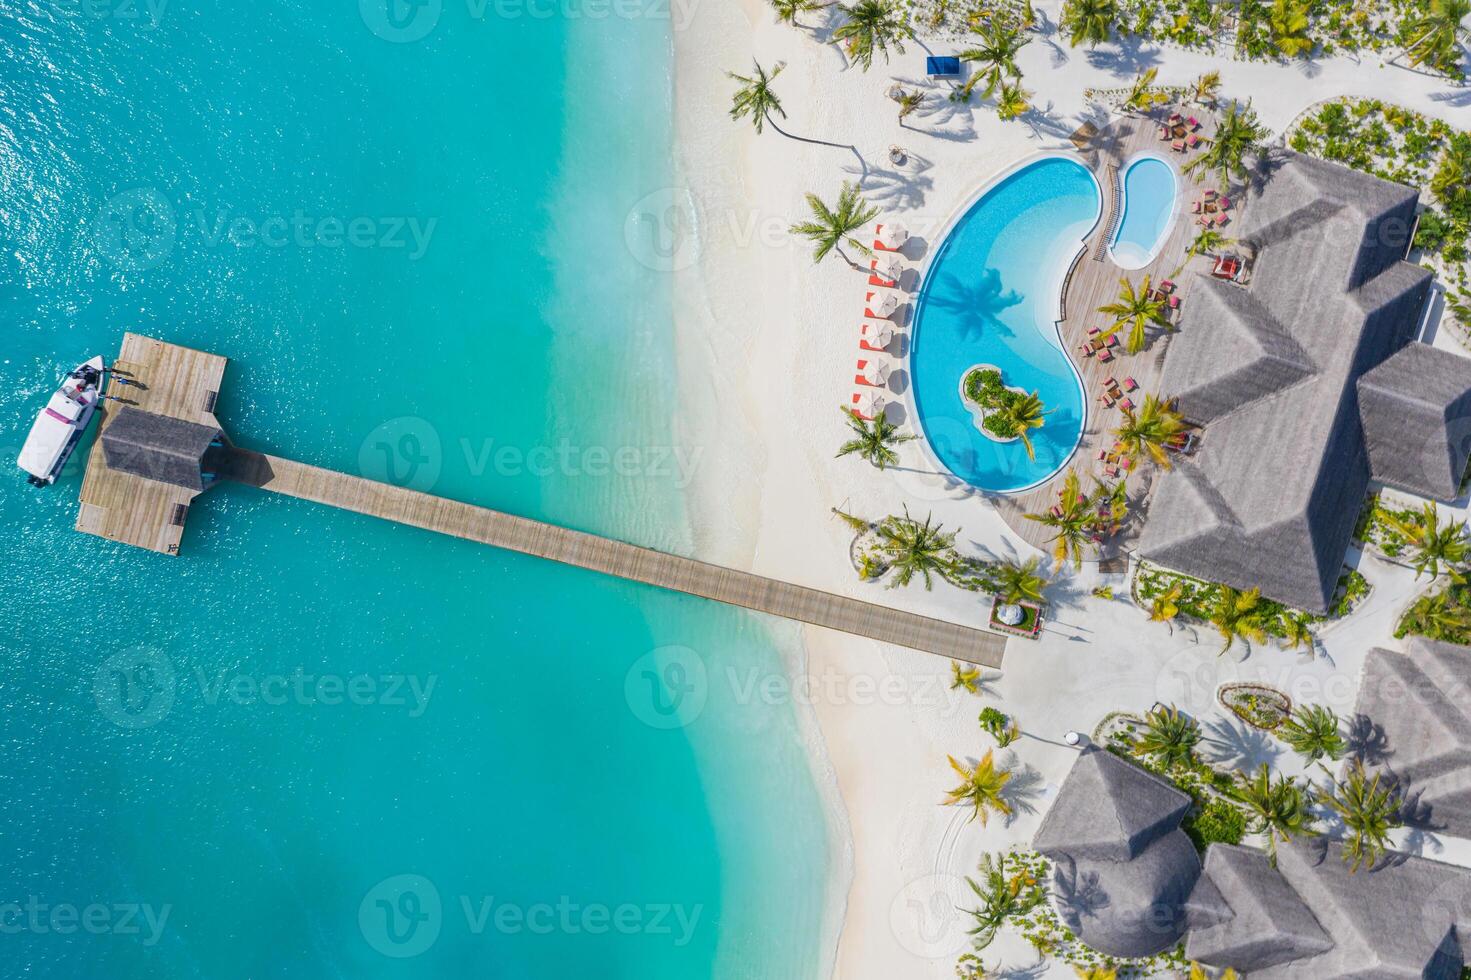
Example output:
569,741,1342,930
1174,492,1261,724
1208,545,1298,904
909,156,1101,493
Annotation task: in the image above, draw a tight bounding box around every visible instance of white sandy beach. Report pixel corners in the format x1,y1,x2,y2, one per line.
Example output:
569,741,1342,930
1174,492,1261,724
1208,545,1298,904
669,5,1471,978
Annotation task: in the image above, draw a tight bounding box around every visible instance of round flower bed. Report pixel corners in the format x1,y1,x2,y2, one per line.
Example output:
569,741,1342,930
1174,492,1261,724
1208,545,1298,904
847,525,889,582
1217,683,1292,731
959,364,1028,443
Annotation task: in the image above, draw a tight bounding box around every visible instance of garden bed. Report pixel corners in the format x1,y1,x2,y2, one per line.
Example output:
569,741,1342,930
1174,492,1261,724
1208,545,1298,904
1218,682,1292,730
988,596,1044,638
1131,561,1324,640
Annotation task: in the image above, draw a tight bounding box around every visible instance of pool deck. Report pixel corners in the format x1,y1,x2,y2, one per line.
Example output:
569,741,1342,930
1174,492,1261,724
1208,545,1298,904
993,105,1236,559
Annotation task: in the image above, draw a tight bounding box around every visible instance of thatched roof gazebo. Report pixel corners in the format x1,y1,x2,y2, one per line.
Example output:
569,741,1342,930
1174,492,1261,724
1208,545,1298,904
100,406,222,492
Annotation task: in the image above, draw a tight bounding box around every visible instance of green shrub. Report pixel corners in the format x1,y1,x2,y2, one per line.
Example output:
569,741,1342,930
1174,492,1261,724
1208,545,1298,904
1184,798,1247,849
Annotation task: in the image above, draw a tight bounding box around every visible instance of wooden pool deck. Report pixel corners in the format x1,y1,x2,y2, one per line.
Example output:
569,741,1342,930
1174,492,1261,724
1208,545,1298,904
74,334,1006,667
994,105,1236,557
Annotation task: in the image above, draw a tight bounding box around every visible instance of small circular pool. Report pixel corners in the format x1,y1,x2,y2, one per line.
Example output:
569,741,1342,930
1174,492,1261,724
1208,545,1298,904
1109,154,1178,269
909,156,1100,493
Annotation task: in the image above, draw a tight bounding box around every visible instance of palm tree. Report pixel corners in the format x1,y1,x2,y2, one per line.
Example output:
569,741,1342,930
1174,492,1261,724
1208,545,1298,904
1277,613,1316,653
770,0,831,27
727,61,791,137
1149,582,1186,626
1278,704,1345,763
950,661,989,694
893,88,926,126
875,509,961,590
1187,227,1235,261
1229,764,1316,863
1073,968,1118,980
993,390,1049,459
1097,275,1170,353
1432,137,1471,213
964,852,1045,948
1323,760,1401,872
1060,0,1116,47
1184,101,1270,187
836,406,915,469
790,182,880,272
1024,469,1098,568
994,80,1032,121
1136,704,1201,768
943,749,1013,825
832,0,912,70
1403,0,1471,71
1190,70,1222,107
1122,67,1161,114
1268,0,1314,57
1382,502,1469,579
1209,585,1268,654
1113,394,1188,468
992,555,1048,603
957,23,1030,101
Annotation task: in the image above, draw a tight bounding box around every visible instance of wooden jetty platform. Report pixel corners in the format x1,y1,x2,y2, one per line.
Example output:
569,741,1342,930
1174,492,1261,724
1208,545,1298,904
75,334,1006,666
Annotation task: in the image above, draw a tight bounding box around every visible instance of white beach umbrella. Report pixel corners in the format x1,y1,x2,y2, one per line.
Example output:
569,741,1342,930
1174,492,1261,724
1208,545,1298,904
867,290,899,319
874,254,904,282
855,391,885,418
863,360,891,387
865,322,895,349
876,222,909,249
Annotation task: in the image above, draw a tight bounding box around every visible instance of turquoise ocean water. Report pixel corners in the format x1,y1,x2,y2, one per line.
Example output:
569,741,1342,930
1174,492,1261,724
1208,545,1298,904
0,3,828,978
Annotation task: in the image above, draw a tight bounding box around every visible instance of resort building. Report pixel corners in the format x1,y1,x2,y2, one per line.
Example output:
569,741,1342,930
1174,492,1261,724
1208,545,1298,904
1185,838,1471,977
1137,150,1471,614
1031,746,1200,958
1353,638,1471,839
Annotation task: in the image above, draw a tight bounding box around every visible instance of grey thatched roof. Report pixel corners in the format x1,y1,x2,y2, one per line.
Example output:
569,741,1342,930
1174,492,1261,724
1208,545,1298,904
1187,839,1470,978
1358,343,1471,500
1140,149,1440,614
1033,748,1199,958
1033,746,1191,861
101,407,220,492
1354,638,1471,840
1184,844,1333,971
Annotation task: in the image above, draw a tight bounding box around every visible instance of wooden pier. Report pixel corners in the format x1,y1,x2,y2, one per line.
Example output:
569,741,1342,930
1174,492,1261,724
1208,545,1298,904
75,334,1006,666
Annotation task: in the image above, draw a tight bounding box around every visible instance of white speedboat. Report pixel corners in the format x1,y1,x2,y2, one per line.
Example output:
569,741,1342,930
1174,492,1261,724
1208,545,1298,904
18,356,106,486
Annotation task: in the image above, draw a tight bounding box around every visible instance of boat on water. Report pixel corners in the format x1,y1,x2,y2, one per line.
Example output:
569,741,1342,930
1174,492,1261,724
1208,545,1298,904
18,356,106,487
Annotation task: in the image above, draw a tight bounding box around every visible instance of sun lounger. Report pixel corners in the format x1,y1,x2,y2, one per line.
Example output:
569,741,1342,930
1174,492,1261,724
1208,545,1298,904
1215,214,1229,227
1218,197,1231,210
1187,116,1200,130
926,55,961,77
1079,343,1094,357
1100,393,1115,408
1098,348,1114,363
1168,295,1181,310
1168,112,1182,124
1105,465,1120,478
1087,326,1101,336
1204,188,1218,200
1160,279,1175,292
1096,449,1108,461
1123,376,1138,392
1191,200,1202,213
1158,126,1171,140
1103,376,1117,387
1172,140,1186,152
1187,134,1201,148
1120,397,1135,412
1104,334,1119,347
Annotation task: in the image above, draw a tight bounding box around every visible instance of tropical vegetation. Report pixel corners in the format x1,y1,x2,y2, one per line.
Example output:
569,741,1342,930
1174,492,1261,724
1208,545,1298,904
962,367,1049,459
789,182,879,271
1024,469,1125,567
1097,275,1170,353
832,0,912,69
1060,0,1117,46
1322,760,1401,872
943,749,1014,825
1112,394,1188,468
957,22,1030,102
1228,764,1317,863
1184,100,1270,186
1277,704,1346,762
1135,704,1201,768
836,405,915,470
962,851,1044,948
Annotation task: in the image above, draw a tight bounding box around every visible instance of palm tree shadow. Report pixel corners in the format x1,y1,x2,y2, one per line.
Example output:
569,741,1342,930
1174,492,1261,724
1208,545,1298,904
1018,100,1075,141
1203,715,1282,772
1049,857,1111,929
994,959,1050,980
925,268,1023,341
903,82,979,141
997,759,1047,827
1083,41,1164,77
845,152,936,210
1345,712,1392,766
